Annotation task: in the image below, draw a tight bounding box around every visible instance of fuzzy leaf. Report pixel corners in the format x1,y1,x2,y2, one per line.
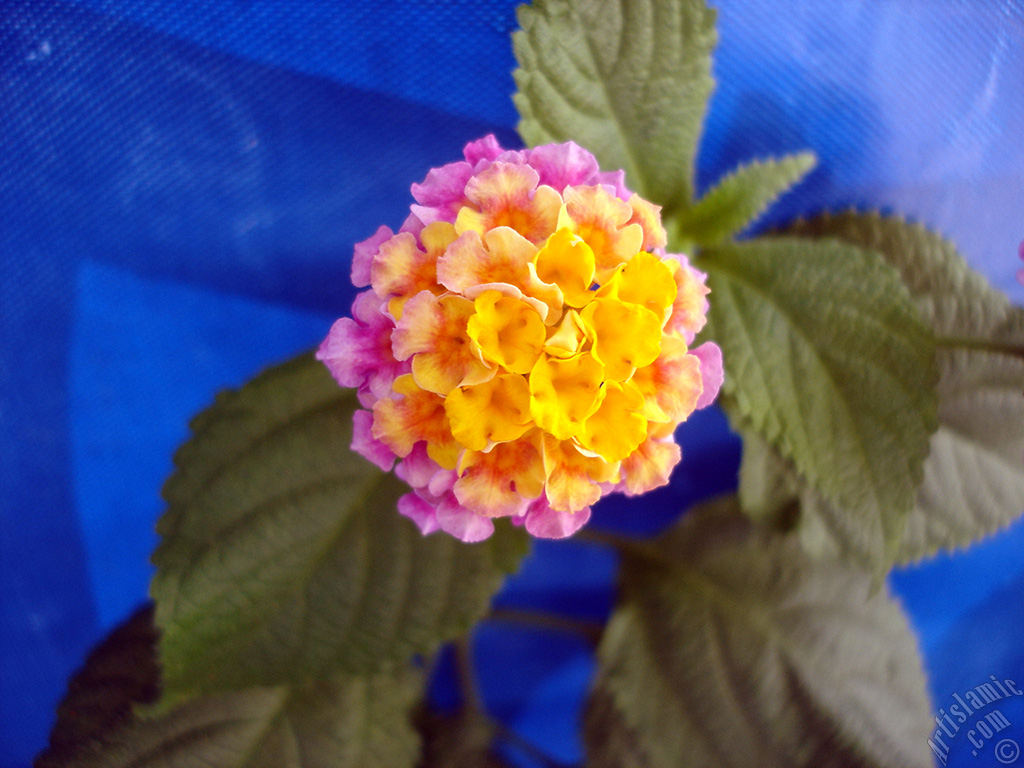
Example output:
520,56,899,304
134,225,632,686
38,607,422,768
513,0,716,211
675,153,816,246
37,606,161,767
785,212,1024,562
54,672,423,768
582,681,652,768
699,238,938,573
415,707,512,768
586,496,933,768
153,353,529,698
735,420,800,525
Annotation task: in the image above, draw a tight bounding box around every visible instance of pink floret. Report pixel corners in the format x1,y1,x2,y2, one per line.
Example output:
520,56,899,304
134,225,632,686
351,226,393,288
394,443,455,493
463,134,505,165
436,493,495,542
351,410,395,472
514,498,592,539
526,142,599,192
394,442,500,542
1017,240,1024,287
398,493,441,536
315,290,408,407
410,161,474,225
323,134,723,543
690,342,724,410
595,169,631,200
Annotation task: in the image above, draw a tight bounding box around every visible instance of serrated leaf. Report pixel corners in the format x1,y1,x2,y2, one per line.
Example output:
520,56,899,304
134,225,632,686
784,212,1024,562
735,420,800,525
699,237,938,574
415,707,511,768
37,606,161,767
152,353,529,698
675,153,816,246
38,607,423,768
513,0,716,212
54,672,423,768
582,681,651,768
586,496,933,768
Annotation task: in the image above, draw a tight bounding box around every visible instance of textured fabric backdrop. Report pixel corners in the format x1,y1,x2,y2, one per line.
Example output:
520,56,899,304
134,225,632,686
1,1,1023,765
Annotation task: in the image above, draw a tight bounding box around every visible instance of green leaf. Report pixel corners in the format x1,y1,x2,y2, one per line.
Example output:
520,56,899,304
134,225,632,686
153,353,529,699
55,672,423,768
699,237,938,573
37,606,160,767
586,496,934,768
675,153,817,246
513,0,716,211
582,682,652,768
415,707,512,768
735,419,800,526
784,212,1024,562
38,606,423,768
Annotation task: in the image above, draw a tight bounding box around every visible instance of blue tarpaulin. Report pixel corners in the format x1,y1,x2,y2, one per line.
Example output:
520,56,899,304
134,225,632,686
2,2,1023,765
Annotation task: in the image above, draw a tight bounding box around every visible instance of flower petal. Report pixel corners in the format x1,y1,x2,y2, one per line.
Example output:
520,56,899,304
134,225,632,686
526,142,600,192
562,185,643,280
437,228,532,293
578,380,648,462
372,374,459,467
627,194,667,251
351,226,393,288
463,134,505,165
533,227,597,308
522,496,591,539
392,292,494,395
467,290,546,374
395,443,437,487
458,162,561,242
455,437,545,518
352,409,395,471
543,310,586,359
665,255,711,343
371,225,454,319
316,290,407,406
690,341,724,409
580,298,662,382
445,374,532,451
436,493,495,542
398,492,440,535
630,335,702,423
540,434,616,511
529,353,605,440
410,161,474,224
620,422,681,496
599,250,677,318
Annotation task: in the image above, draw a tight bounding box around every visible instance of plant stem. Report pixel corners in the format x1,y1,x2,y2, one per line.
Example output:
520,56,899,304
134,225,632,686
454,634,484,716
491,719,575,768
572,526,634,550
574,526,663,563
486,607,603,646
453,633,575,767
935,335,1024,360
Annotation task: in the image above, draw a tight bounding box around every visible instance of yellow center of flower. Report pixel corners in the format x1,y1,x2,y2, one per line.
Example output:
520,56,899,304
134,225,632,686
446,226,675,460
369,164,712,518
534,227,596,308
467,290,546,374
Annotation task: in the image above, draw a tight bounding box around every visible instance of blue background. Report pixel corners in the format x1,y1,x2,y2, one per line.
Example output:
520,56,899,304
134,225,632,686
1,1,1023,765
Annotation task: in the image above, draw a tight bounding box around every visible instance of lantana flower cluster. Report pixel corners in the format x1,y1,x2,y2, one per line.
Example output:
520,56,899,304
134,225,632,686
318,136,722,541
